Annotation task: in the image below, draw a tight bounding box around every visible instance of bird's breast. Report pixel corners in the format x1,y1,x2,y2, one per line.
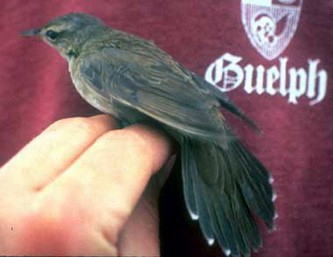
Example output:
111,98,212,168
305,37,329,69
68,61,149,125
69,66,117,116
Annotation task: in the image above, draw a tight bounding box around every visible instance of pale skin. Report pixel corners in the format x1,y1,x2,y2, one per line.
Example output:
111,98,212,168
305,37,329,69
0,114,175,256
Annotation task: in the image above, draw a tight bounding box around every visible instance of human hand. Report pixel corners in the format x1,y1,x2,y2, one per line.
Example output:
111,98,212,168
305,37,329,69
0,114,174,256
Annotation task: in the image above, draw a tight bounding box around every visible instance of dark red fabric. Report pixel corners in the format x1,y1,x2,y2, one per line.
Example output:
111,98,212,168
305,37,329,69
0,1,332,256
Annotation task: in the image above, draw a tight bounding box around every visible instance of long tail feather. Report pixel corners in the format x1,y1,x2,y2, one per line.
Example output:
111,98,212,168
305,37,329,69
181,135,275,256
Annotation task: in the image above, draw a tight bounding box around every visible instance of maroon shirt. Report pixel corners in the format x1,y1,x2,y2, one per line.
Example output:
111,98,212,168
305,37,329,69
0,1,332,256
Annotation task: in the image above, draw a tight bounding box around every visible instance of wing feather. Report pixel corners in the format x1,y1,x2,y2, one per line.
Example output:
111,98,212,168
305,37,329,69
74,45,231,142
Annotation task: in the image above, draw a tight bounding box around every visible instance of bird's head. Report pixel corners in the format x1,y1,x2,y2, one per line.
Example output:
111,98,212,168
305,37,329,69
22,13,105,59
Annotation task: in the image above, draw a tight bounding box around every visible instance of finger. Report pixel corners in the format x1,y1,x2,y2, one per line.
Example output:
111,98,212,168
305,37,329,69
118,188,160,256
118,156,176,256
47,123,174,245
1,115,118,190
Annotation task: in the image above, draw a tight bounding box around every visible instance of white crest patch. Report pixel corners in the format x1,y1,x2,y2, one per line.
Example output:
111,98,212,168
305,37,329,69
241,0,303,60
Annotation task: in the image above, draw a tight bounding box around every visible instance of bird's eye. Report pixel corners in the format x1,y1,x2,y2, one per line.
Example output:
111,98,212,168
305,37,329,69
45,30,59,40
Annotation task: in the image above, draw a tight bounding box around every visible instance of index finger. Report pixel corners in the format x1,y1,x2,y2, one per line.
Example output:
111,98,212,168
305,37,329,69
1,115,118,190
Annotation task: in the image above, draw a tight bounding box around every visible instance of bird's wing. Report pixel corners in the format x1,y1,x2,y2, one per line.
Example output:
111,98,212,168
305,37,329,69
74,45,231,141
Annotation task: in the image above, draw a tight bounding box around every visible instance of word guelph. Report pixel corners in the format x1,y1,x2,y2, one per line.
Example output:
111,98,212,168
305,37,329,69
205,53,328,105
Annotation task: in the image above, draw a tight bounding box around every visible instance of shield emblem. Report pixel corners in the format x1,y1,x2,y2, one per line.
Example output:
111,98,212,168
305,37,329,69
241,0,303,60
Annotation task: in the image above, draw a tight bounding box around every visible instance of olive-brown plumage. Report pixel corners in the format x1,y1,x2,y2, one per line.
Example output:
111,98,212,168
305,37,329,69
22,13,276,256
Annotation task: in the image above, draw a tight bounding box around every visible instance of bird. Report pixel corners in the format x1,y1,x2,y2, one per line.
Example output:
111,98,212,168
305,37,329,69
22,13,276,257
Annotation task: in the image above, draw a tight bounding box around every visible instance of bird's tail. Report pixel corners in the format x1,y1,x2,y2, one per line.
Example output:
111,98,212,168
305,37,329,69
181,135,276,256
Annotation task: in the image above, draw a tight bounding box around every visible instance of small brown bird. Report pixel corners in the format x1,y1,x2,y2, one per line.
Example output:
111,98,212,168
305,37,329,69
22,13,276,256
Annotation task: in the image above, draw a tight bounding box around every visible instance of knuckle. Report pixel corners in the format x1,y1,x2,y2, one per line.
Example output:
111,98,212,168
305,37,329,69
123,129,150,154
119,129,155,170
94,129,152,171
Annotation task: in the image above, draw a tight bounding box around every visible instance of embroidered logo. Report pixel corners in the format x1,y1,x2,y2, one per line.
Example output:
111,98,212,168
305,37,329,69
241,0,303,60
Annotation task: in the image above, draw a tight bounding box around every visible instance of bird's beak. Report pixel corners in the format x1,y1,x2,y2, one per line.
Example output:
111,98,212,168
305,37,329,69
21,28,41,37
